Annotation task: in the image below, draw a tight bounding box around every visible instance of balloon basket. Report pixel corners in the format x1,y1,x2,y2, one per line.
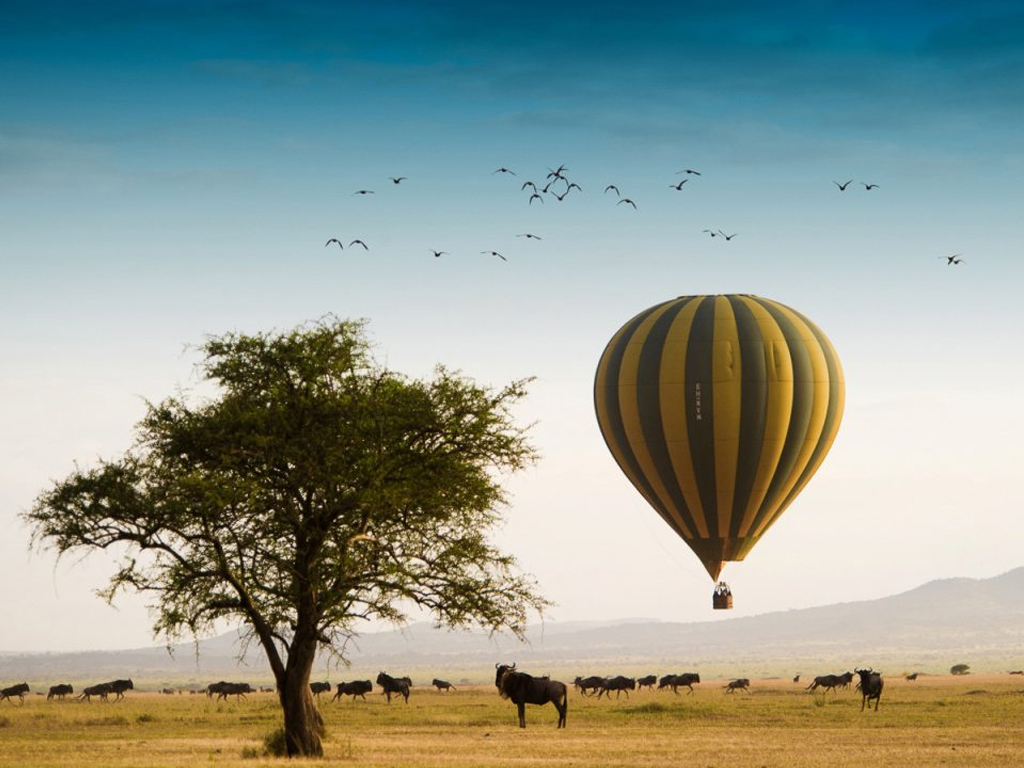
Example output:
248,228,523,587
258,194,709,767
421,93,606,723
713,582,733,610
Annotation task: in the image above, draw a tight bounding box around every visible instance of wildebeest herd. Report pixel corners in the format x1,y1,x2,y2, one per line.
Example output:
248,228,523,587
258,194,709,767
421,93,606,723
7,663,1012,727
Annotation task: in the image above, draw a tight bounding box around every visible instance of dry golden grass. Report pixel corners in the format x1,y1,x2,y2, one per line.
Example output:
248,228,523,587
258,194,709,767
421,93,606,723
1,675,1023,766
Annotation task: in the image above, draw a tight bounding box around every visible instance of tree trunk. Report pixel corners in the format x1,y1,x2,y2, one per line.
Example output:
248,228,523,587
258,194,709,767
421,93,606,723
278,639,325,758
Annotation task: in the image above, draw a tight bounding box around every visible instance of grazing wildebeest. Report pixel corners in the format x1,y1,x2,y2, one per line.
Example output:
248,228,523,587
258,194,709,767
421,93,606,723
333,680,373,701
495,663,567,729
725,678,750,693
161,688,176,695
1010,670,1024,676
106,679,134,701
659,672,701,694
431,678,456,692
376,672,410,704
855,668,883,711
79,683,113,702
598,676,636,699
309,681,331,698
47,684,73,701
806,672,854,694
637,674,657,691
577,676,606,697
905,672,919,682
0,683,30,703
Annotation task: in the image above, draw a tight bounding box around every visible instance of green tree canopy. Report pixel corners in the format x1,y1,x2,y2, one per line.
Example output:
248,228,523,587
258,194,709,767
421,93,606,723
26,318,547,756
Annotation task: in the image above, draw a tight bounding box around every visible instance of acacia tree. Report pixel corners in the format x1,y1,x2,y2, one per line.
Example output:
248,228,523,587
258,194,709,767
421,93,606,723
26,318,547,757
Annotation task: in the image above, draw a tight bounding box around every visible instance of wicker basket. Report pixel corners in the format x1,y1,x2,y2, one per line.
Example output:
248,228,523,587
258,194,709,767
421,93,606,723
713,591,733,610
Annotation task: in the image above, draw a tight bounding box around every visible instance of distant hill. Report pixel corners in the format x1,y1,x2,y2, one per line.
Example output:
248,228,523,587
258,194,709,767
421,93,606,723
3,568,1023,686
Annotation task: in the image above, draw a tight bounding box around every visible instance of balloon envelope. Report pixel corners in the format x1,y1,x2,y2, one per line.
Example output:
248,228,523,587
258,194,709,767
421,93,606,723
593,294,844,581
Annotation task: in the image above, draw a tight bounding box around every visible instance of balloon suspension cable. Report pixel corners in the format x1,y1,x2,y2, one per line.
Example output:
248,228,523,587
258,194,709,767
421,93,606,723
712,581,733,610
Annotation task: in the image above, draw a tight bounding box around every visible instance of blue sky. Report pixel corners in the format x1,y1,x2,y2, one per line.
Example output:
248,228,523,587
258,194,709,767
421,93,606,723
2,1,1022,651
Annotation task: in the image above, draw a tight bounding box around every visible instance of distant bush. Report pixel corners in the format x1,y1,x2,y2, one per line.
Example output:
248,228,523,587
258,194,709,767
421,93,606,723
950,664,971,676
136,713,156,723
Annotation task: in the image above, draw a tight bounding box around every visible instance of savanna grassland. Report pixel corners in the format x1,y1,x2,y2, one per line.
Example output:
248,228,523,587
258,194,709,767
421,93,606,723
1,675,1023,767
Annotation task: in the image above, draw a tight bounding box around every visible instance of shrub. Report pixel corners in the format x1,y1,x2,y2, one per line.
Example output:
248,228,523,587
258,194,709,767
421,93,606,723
950,664,971,676
263,727,288,757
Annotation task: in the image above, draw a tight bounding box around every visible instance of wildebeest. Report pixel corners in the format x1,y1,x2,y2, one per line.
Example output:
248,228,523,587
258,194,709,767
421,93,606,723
1010,670,1024,676
598,675,636,699
79,683,113,702
161,688,176,695
207,681,253,701
309,681,331,698
725,678,750,693
333,680,373,701
376,672,410,704
637,674,657,691
431,678,456,692
495,663,567,729
0,683,30,703
576,676,606,697
659,672,701,694
47,684,73,701
905,672,919,682
806,672,854,694
855,668,883,711
793,675,800,684
107,679,134,701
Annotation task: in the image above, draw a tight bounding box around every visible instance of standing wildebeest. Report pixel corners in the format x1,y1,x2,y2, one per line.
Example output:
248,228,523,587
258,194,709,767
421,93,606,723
806,672,854,694
431,678,456,692
495,663,567,729
637,674,657,691
309,681,331,698
855,668,883,711
0,683,30,703
106,679,134,701
659,672,701,694
376,672,410,704
905,672,919,682
207,681,253,701
598,676,636,699
725,678,750,693
79,683,113,702
333,680,373,701
576,676,606,697
793,675,800,684
47,684,73,701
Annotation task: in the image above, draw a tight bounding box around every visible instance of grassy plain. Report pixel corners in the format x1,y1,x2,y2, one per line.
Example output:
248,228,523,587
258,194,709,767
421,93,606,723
1,675,1023,767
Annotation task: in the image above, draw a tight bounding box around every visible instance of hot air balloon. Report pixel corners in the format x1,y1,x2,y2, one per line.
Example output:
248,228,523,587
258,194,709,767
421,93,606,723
593,294,844,609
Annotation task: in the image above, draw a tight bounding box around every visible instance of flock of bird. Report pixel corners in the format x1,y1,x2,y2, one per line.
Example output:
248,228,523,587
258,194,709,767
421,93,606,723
323,165,966,267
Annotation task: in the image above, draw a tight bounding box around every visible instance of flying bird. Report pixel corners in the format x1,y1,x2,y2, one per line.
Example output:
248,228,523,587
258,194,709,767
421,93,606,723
349,239,369,250
617,198,637,209
517,233,542,240
493,167,516,175
702,229,718,237
430,250,448,258
521,181,538,192
389,176,407,184
546,164,568,179
481,250,507,261
833,180,853,191
670,180,689,190
604,184,620,195
940,254,965,265
567,182,582,192
325,238,344,249
353,189,375,195
677,169,701,176
529,193,544,205
718,231,738,241
862,182,879,190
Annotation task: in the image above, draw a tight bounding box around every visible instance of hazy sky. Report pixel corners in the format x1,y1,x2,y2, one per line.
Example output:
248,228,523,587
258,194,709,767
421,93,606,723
2,1,1022,652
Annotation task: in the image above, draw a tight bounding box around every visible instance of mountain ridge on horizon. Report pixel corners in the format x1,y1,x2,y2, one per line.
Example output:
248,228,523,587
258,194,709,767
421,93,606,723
3,567,1022,681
